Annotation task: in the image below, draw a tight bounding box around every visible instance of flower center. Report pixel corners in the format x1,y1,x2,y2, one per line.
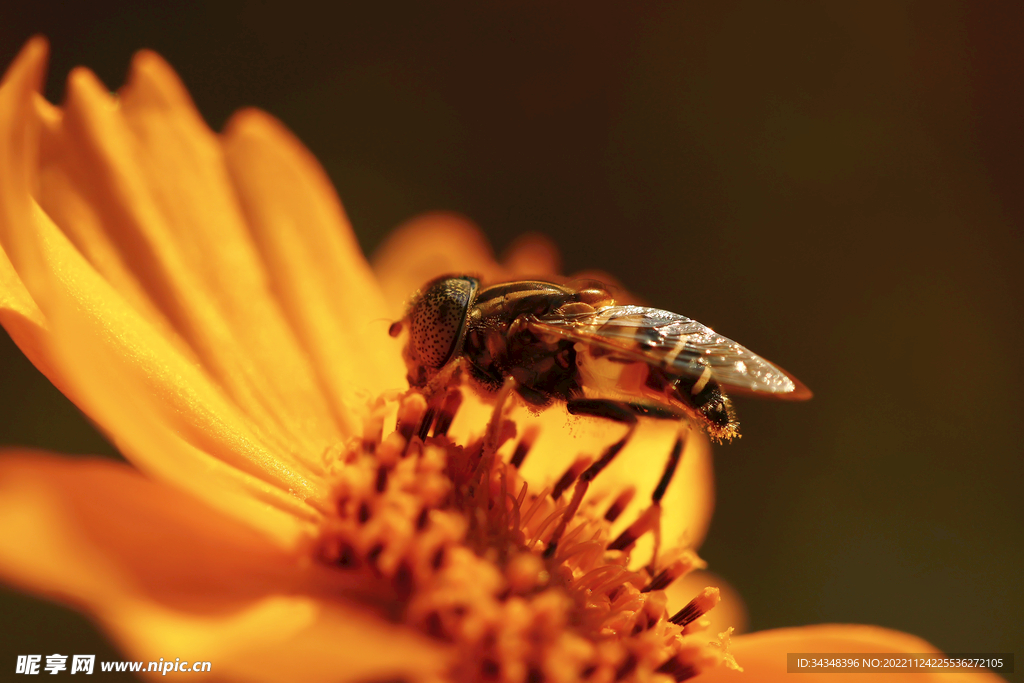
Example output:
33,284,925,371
316,390,738,682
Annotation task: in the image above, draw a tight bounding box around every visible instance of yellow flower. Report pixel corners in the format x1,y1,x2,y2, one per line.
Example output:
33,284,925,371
0,38,1003,682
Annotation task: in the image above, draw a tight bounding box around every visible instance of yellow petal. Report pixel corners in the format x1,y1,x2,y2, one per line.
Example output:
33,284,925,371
0,450,297,607
222,108,405,412
0,240,51,377
36,243,322,544
0,451,449,683
667,569,748,636
121,595,449,683
0,38,47,318
0,39,80,417
500,231,562,279
5,179,321,543
49,49,344,453
699,624,1006,682
2,40,379,501
0,40,356,538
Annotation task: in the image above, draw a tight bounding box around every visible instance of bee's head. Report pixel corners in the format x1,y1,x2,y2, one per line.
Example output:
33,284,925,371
391,275,479,386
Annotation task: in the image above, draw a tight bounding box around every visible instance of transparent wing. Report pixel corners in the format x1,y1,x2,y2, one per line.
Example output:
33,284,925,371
528,305,811,400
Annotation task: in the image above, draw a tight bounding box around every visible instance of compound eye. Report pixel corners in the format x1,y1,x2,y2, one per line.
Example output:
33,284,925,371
409,276,478,368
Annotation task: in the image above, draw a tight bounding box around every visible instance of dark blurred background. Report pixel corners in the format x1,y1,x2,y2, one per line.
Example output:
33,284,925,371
1,2,1020,679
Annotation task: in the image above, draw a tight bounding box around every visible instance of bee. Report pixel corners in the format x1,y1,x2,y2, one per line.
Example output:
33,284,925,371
389,275,810,442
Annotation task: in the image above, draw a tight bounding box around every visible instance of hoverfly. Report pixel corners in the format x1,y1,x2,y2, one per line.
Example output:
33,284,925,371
389,275,810,442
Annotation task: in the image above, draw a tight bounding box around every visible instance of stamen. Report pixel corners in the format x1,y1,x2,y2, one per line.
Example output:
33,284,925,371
509,424,540,469
656,655,699,682
333,542,360,569
614,653,638,680
418,405,437,441
575,564,627,592
375,431,405,468
431,546,446,570
555,538,605,567
362,398,387,454
483,378,516,452
608,505,660,552
668,587,721,626
432,389,463,437
533,508,568,552
591,567,636,597
545,425,634,556
642,550,704,593
318,540,358,569
581,424,634,484
393,561,414,601
518,485,552,530
652,432,686,504
505,552,547,594
552,456,590,500
397,393,428,443
604,487,636,522
318,390,731,682
366,543,385,573
481,659,500,679
424,611,445,639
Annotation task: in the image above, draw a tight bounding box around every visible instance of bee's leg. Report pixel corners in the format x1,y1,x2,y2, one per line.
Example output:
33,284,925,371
624,402,684,421
566,397,642,425
544,399,640,558
609,421,691,580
